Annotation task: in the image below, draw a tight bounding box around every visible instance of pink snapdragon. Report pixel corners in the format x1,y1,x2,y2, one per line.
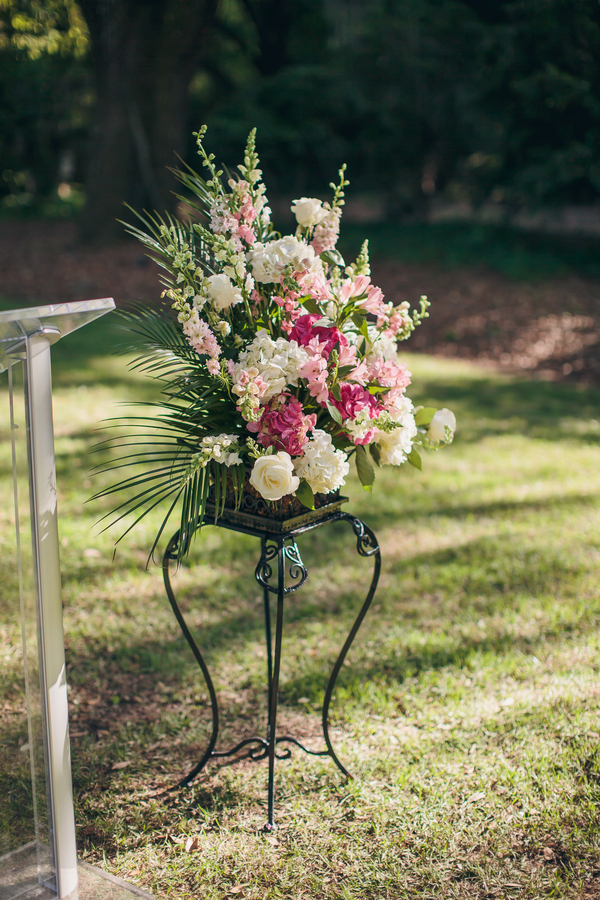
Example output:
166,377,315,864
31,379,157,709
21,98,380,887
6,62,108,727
182,311,221,373
247,393,317,456
231,367,269,421
273,292,304,335
387,305,412,335
310,207,341,255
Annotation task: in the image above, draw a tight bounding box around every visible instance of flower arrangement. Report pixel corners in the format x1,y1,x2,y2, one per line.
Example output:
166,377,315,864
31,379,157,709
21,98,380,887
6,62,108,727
99,127,455,558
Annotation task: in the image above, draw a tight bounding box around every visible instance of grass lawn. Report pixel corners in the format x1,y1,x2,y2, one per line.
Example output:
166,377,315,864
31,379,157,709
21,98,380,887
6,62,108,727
2,312,600,899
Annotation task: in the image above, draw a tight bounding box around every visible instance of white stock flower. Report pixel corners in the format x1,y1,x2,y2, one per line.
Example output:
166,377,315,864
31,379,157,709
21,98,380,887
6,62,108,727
293,430,350,494
375,399,417,466
248,236,324,284
428,408,456,442
234,329,308,400
206,273,243,310
366,330,399,362
291,197,329,228
250,452,299,501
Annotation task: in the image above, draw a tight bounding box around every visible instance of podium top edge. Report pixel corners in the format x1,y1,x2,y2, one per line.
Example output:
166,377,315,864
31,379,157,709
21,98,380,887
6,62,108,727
0,299,116,371
0,297,116,326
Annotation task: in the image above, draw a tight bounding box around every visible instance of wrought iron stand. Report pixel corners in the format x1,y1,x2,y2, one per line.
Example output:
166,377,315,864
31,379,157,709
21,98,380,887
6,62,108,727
162,504,381,830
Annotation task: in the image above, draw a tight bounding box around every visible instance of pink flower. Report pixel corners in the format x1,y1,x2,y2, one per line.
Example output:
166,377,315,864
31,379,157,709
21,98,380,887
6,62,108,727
247,393,317,456
337,344,358,367
331,383,378,421
237,223,256,245
368,359,411,390
340,275,371,302
300,354,329,404
289,314,347,357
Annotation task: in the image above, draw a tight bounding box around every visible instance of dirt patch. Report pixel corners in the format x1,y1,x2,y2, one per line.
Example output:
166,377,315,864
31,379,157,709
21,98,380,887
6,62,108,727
374,259,600,385
2,219,599,384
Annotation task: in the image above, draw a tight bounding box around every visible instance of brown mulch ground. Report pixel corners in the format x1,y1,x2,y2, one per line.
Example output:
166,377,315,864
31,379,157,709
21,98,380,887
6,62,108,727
2,219,599,385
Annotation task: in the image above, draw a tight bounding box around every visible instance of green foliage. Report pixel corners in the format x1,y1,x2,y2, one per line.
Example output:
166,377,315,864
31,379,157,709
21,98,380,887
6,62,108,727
0,0,89,58
91,304,245,562
295,478,315,509
355,444,375,491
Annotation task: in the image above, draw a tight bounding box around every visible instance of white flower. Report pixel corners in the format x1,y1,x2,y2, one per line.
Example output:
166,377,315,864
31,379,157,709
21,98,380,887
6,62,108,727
234,329,308,400
365,330,399,362
293,430,350,494
291,197,329,228
428,408,456,442
248,236,324,284
375,399,417,466
194,434,243,468
206,273,243,310
250,452,299,501
344,409,379,445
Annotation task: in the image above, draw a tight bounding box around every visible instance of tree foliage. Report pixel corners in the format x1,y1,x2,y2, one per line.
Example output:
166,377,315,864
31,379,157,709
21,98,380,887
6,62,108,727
1,0,600,228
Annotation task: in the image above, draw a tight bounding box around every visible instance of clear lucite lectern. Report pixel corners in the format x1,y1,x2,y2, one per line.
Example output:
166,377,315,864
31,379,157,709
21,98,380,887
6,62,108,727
0,299,152,900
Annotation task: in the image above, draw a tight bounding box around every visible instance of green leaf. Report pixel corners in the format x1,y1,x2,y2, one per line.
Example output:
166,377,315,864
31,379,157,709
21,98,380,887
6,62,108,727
367,384,389,394
370,443,381,467
330,382,341,401
300,296,321,315
295,480,315,509
414,407,437,426
326,400,343,425
337,365,355,378
355,445,375,492
352,312,370,341
407,448,422,470
320,248,345,267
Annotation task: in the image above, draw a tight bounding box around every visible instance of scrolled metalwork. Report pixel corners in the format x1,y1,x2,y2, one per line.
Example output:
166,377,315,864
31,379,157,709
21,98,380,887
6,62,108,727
282,540,308,594
348,515,380,558
255,540,278,592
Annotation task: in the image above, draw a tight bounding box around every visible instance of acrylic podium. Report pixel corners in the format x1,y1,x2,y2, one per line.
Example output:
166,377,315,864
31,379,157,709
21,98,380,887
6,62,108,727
0,300,152,900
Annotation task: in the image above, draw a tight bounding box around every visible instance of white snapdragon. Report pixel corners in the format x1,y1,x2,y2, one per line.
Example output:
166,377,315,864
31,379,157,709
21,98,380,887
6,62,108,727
428,408,456,442
206,273,243,310
293,430,350,494
209,198,238,235
248,236,324,284
233,329,308,401
291,197,329,228
375,399,418,466
193,434,243,468
250,452,300,501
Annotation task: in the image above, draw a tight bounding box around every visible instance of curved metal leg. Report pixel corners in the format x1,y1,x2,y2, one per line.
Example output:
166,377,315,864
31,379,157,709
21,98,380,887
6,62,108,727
321,515,381,779
162,530,219,788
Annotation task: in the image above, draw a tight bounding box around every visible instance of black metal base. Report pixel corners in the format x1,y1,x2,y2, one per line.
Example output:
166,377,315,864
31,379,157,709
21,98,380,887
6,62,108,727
162,509,381,830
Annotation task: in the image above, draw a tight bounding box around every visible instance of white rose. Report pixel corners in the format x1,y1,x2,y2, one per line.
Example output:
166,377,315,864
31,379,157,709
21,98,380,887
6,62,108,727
250,452,300,501
206,273,243,310
291,197,329,228
428,408,456,442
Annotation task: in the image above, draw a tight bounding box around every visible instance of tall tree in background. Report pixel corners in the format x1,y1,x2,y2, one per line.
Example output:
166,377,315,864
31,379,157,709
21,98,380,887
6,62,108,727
78,0,218,242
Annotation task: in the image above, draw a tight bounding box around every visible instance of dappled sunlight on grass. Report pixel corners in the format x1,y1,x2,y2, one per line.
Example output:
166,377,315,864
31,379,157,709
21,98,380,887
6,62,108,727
2,333,600,898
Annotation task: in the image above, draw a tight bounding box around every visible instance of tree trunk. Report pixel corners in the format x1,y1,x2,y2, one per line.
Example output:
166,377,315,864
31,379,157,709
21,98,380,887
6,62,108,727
78,0,218,243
